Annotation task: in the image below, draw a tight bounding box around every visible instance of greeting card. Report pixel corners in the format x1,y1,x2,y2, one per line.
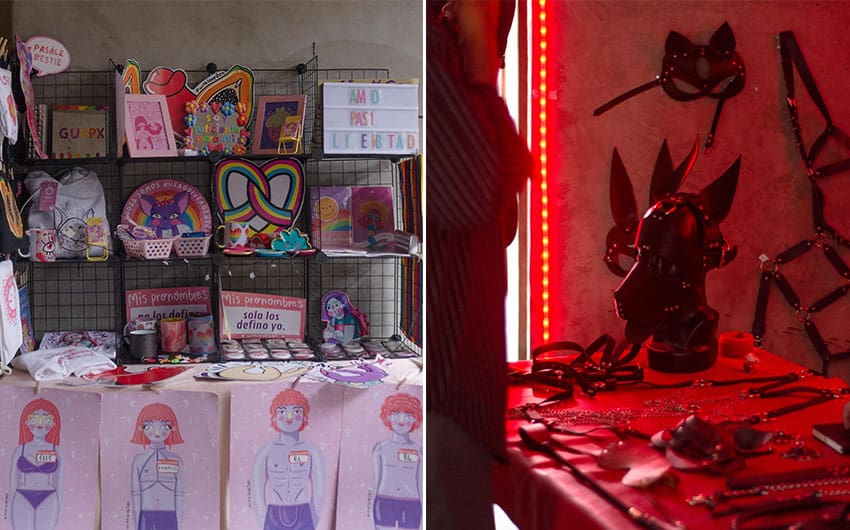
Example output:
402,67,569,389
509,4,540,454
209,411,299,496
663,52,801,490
310,186,352,249
351,186,394,250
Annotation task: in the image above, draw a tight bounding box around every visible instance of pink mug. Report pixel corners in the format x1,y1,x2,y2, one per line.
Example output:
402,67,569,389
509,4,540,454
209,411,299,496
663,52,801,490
19,228,57,262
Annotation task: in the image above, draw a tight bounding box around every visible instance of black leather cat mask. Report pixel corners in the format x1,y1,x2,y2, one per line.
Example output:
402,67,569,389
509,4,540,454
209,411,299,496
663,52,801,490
594,22,746,150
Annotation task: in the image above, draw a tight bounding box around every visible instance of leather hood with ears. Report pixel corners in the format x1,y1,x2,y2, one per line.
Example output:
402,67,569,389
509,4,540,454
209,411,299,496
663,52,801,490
604,138,699,277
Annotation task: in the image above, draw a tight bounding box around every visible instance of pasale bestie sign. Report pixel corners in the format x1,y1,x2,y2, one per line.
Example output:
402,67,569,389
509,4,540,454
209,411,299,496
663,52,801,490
24,36,70,77
322,82,419,155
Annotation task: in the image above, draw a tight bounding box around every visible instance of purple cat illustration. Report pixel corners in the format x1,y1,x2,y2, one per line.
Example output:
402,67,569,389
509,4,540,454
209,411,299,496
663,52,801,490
139,192,190,238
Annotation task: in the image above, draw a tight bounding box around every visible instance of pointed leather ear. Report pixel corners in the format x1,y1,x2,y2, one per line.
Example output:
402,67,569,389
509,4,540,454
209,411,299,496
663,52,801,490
610,148,638,226
650,137,697,203
665,30,693,54
709,21,736,52
698,155,741,224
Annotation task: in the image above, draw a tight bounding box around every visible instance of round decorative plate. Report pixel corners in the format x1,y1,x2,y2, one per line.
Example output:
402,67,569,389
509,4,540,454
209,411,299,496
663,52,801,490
122,179,212,237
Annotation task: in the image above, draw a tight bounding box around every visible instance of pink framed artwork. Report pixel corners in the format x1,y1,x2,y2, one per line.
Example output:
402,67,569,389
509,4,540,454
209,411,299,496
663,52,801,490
124,94,177,157
252,95,307,155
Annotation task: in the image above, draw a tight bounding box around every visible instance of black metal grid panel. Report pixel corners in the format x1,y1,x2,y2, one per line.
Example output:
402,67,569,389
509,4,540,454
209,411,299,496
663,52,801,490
179,58,318,155
307,257,401,340
27,70,117,159
317,68,390,82
303,156,405,341
30,71,114,107
305,159,402,240
28,261,117,339
218,257,307,295
121,260,213,292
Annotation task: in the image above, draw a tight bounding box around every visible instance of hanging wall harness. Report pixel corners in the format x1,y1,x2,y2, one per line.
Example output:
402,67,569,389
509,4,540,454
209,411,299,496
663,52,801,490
750,31,850,374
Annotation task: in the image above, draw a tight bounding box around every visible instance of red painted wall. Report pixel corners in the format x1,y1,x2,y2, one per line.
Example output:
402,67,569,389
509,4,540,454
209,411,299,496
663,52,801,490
535,2,850,376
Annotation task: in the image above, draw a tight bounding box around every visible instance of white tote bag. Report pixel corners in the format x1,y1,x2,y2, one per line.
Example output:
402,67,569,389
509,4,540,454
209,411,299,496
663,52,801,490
24,167,110,259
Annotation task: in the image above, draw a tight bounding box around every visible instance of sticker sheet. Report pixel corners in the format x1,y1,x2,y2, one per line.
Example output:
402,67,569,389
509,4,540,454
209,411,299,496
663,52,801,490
336,385,423,530
100,390,220,530
229,382,343,530
0,387,101,530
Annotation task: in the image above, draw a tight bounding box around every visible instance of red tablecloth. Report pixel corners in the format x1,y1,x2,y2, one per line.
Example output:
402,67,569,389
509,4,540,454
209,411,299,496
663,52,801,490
495,351,850,530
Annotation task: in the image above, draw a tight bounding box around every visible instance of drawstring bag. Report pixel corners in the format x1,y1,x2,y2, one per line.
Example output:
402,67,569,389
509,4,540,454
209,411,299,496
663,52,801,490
24,166,110,259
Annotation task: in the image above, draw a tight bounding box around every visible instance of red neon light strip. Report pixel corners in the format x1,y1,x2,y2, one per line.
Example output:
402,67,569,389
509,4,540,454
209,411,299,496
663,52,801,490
536,0,551,343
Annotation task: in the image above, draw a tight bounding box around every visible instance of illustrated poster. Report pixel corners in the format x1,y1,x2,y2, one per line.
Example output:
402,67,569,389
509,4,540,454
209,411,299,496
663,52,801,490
336,385,423,530
351,186,395,250
229,382,343,530
100,390,220,530
0,387,101,530
125,286,211,322
310,186,352,249
220,290,307,340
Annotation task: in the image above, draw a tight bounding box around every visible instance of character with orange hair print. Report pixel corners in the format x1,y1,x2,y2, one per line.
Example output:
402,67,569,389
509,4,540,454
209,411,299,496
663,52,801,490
252,388,325,530
129,402,185,530
10,398,63,530
372,393,422,530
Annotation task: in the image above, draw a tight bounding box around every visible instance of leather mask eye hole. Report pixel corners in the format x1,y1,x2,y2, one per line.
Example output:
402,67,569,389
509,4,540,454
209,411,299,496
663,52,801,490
616,252,635,273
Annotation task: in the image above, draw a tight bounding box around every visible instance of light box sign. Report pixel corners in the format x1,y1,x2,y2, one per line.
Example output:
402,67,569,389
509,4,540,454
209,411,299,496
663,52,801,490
220,290,306,339
322,82,419,155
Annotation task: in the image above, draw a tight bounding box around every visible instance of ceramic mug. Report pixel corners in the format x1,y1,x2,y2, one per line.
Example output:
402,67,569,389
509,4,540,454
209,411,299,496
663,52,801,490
187,313,216,355
215,221,250,249
160,317,187,353
128,329,158,360
18,228,57,262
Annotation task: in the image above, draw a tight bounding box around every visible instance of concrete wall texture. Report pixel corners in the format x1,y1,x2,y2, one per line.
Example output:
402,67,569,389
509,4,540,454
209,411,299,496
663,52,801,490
543,1,850,377
11,1,422,78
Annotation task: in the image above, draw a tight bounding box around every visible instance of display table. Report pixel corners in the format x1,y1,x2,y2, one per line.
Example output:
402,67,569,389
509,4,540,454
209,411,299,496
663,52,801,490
0,358,423,530
495,351,850,530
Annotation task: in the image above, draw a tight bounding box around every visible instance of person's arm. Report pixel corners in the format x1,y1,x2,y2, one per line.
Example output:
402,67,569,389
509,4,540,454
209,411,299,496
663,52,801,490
130,454,141,529
371,442,383,526
310,445,325,524
50,447,64,530
175,453,185,529
252,445,269,526
10,445,21,499
446,0,502,86
416,442,423,500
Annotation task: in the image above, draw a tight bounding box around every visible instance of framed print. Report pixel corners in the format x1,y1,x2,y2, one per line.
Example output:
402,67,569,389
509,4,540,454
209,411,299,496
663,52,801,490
252,95,306,155
124,93,177,157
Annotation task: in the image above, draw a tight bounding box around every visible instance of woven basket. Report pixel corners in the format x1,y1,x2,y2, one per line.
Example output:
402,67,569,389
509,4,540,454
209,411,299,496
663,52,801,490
173,236,211,257
119,236,176,260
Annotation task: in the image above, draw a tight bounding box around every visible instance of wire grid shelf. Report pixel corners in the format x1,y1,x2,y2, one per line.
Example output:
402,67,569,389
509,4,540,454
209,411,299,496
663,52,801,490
28,262,118,339
17,63,419,354
121,260,213,292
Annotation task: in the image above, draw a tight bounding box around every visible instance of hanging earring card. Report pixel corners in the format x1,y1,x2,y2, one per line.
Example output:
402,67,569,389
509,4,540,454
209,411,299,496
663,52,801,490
0,387,101,530
229,382,343,530
100,390,220,530
335,385,423,530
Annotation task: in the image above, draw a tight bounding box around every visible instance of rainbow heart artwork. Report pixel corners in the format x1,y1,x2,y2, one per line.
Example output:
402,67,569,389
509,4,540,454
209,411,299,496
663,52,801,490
214,158,305,235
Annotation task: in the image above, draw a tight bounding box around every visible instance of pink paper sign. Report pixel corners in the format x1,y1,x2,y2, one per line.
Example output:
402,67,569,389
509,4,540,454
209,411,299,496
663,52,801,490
100,390,220,530
336,385,423,530
0,387,101,530
125,286,211,322
220,290,307,340
229,382,343,530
